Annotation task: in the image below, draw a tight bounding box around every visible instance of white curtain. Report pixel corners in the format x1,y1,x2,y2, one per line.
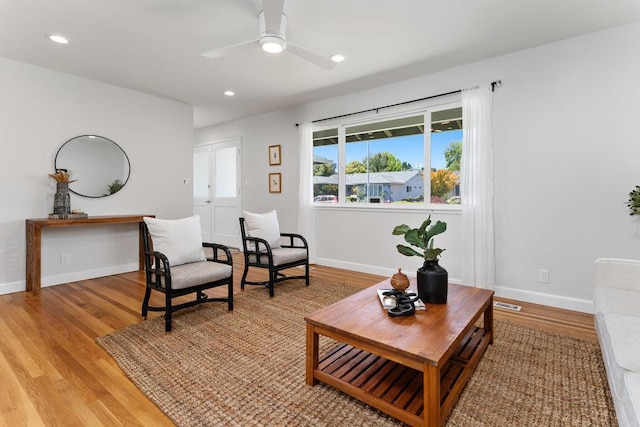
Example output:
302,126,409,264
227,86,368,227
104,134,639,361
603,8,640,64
297,122,317,263
461,85,495,289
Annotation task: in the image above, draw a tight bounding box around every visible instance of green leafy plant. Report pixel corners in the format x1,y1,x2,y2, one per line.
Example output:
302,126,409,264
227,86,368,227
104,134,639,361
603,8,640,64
628,186,640,215
107,179,124,195
392,215,447,260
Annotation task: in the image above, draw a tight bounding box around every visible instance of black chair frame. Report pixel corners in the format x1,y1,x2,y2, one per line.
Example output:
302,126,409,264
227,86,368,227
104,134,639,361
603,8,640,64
239,217,309,297
141,223,233,332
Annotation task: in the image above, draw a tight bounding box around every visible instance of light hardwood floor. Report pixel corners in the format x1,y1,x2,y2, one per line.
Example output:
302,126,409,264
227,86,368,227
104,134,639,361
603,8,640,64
0,255,597,426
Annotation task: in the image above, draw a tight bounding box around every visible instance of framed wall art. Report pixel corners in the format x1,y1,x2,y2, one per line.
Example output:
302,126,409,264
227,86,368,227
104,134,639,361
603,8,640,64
269,172,281,193
268,144,281,166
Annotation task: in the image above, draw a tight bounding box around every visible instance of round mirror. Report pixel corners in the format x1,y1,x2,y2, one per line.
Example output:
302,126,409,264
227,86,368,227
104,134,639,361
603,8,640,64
55,135,131,198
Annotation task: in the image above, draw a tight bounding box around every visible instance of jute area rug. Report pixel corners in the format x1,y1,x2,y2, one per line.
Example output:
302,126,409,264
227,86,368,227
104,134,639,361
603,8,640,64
97,278,616,426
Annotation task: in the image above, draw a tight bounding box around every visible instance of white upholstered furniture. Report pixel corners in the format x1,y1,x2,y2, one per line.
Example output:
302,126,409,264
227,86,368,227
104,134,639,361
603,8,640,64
239,211,309,297
142,216,233,332
594,258,640,427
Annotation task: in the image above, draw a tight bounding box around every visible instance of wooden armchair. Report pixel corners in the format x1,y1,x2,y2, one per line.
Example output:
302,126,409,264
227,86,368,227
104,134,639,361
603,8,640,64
239,215,309,297
141,217,233,332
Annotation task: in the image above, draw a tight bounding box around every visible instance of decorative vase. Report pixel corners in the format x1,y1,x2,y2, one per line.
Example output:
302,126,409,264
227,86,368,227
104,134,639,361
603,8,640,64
53,182,71,215
390,268,410,293
416,259,448,304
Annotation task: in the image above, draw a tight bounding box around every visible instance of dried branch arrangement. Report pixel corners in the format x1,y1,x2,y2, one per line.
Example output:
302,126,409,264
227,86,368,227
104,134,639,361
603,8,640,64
48,170,77,183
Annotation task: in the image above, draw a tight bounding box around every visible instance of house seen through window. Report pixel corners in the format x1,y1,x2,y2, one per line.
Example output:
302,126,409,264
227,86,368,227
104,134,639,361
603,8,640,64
312,106,462,206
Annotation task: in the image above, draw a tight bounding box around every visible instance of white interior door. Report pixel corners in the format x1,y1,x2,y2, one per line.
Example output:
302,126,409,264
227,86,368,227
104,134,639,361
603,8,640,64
193,139,242,248
193,145,212,243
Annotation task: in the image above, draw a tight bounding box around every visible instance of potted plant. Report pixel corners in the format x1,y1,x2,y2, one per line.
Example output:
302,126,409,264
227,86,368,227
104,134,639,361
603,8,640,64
107,179,124,195
392,215,448,304
628,186,640,215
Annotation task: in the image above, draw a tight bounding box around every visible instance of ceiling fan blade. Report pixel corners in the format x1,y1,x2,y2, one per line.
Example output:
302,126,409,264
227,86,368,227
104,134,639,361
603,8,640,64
287,43,337,71
201,39,259,59
263,0,285,34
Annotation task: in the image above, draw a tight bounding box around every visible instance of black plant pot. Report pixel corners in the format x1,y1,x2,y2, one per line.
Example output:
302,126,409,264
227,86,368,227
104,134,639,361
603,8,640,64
416,259,448,304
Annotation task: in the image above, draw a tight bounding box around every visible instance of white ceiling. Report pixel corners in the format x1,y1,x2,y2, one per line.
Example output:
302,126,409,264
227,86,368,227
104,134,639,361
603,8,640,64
2,0,640,129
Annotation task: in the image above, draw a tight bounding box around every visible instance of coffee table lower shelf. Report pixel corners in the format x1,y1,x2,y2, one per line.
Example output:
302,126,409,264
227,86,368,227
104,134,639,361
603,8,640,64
313,326,489,426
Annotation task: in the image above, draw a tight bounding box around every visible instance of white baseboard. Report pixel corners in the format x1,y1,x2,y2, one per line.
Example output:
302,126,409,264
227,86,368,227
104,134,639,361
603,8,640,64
42,263,139,287
316,257,462,285
494,285,594,314
317,257,594,314
0,280,28,295
317,257,398,279
0,263,139,295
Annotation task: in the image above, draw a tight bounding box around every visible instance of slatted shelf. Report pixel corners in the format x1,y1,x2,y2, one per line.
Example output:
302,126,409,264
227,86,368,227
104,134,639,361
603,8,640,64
317,326,488,421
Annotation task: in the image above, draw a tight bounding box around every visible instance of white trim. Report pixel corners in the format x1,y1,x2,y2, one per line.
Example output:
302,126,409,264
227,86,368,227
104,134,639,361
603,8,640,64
42,263,139,287
313,203,461,214
316,257,594,314
424,110,432,202
0,280,28,295
316,257,462,285
193,136,241,148
0,263,139,295
313,98,463,210
494,285,594,314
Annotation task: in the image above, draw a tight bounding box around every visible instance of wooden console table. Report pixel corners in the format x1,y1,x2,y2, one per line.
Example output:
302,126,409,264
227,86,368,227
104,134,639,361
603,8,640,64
25,214,153,296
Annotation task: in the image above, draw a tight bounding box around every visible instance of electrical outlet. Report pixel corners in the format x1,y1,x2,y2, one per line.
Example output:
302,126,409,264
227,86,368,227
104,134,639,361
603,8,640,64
60,254,70,265
538,269,549,283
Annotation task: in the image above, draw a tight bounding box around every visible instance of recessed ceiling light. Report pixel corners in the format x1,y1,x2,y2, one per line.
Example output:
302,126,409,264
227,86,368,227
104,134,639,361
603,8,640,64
224,91,235,97
330,53,346,63
47,34,70,44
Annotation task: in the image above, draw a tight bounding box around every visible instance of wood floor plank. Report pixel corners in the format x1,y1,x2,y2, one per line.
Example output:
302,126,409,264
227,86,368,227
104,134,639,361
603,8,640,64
0,257,597,425
0,347,46,427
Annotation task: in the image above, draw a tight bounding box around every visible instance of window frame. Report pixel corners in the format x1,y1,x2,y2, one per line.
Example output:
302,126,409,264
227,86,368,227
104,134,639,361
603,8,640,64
312,94,462,212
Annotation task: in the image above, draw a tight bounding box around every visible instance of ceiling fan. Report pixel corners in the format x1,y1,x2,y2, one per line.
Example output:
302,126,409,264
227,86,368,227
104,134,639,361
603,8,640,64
201,0,340,70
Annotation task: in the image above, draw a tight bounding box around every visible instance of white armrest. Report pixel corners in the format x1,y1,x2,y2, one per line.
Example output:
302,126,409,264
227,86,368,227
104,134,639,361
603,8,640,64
595,258,640,292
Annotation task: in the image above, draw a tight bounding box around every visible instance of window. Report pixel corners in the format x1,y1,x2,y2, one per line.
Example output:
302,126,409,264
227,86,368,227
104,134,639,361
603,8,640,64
312,103,462,207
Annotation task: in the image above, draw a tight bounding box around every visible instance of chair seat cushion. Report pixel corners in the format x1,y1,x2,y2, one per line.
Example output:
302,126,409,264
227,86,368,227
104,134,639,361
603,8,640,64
169,261,232,290
248,247,307,266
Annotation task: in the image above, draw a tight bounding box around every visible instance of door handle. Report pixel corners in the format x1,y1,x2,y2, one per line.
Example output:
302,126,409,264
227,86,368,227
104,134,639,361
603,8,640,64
205,200,211,204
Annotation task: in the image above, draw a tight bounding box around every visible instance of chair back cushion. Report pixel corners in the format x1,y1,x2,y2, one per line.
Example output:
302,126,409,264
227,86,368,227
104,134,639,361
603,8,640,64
144,215,206,266
242,210,281,249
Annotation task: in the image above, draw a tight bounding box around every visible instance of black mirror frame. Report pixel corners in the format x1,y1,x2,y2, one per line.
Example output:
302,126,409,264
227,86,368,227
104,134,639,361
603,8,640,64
54,135,131,198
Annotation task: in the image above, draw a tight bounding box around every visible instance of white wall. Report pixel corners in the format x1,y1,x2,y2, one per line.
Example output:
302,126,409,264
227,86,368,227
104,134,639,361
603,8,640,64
194,110,300,230
196,21,640,313
0,58,194,294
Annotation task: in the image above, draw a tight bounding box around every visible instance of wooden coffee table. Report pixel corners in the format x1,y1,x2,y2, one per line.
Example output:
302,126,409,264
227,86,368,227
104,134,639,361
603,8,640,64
305,278,494,426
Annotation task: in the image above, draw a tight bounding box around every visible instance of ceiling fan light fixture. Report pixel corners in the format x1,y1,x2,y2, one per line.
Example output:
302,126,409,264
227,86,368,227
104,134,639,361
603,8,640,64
260,35,285,54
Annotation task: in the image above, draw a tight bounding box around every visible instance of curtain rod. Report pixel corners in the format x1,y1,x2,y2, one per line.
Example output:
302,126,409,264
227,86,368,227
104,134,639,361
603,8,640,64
295,80,501,126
